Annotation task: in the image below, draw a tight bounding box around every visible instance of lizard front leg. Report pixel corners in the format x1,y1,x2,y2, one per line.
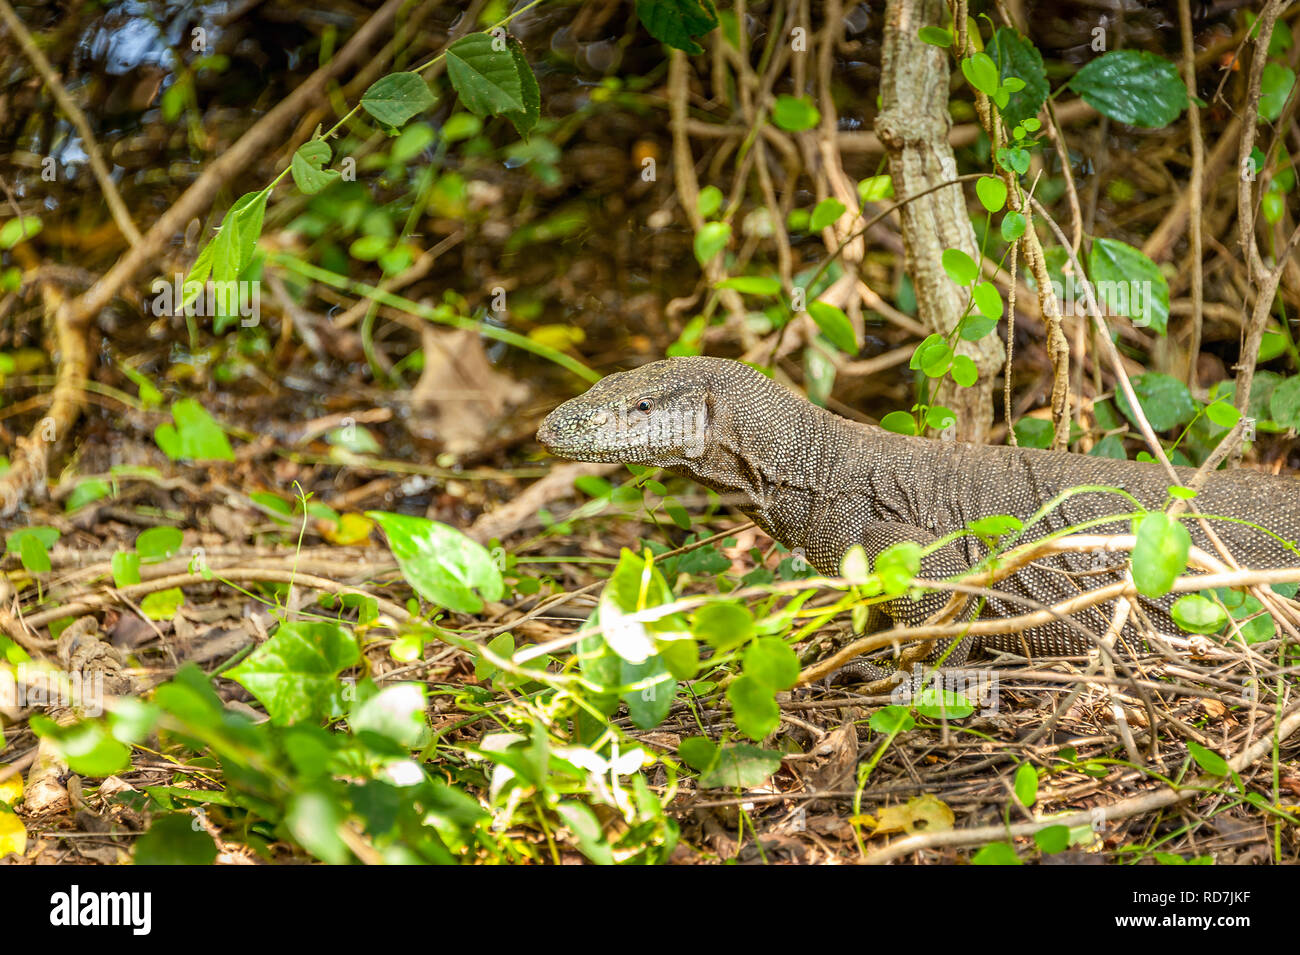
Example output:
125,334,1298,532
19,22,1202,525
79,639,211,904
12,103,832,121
824,521,978,685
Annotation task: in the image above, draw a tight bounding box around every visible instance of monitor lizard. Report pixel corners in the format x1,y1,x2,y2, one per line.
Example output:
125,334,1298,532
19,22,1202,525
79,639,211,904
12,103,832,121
536,356,1300,679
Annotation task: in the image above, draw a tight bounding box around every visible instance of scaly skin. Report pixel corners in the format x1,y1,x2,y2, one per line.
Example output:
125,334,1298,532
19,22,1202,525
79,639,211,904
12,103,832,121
538,356,1300,677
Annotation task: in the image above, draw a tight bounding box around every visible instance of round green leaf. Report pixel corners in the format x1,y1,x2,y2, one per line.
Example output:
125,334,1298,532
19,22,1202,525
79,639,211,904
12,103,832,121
951,354,978,387
1131,512,1190,599
972,281,1003,320
880,411,918,435
976,176,1007,212
1001,211,1026,241
136,525,183,562
771,95,820,132
1171,594,1228,634
810,197,847,232
727,674,780,741
694,221,731,264
742,637,799,691
941,248,980,286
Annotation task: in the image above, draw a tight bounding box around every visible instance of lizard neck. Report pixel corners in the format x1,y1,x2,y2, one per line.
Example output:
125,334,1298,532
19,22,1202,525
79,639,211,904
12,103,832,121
667,380,864,554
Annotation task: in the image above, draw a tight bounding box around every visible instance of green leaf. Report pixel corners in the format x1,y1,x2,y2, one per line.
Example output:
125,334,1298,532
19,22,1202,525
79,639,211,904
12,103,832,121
1088,238,1170,334
810,197,847,232
989,29,1048,129
154,398,234,462
961,52,1000,96
1268,375,1300,430
390,123,435,162
1014,417,1054,448
941,248,979,286
1131,512,1190,599
503,38,541,138
556,800,614,864
917,26,952,47
716,275,780,296
875,541,921,594
136,525,183,562
1171,594,1228,634
351,683,430,750
446,34,524,117
1068,50,1187,128
917,338,953,378
210,190,269,285
1033,825,1070,855
622,655,677,729
970,514,1022,537
290,139,341,195
0,216,41,249
742,637,799,691
691,601,753,651
857,175,893,203
771,95,820,132
880,411,918,435
18,534,51,574
972,841,1022,865
697,185,723,218
1205,400,1241,429
996,146,1031,175
960,314,997,341
287,789,351,864
976,176,1007,212
361,71,437,127
140,587,184,620
1014,763,1038,807
728,674,779,740
134,813,217,864
697,744,782,788
635,0,719,55
1001,211,1026,241
869,705,915,733
367,511,504,613
1115,373,1196,432
679,736,717,771
972,281,1003,321
693,221,731,264
65,478,111,512
913,687,974,719
225,620,360,724
30,715,130,777
111,551,141,588
1186,740,1229,776
951,354,978,387
806,300,856,354
1259,63,1296,122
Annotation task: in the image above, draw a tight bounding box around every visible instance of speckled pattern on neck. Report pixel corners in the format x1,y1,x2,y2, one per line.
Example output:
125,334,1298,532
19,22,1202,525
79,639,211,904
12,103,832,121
538,356,1300,676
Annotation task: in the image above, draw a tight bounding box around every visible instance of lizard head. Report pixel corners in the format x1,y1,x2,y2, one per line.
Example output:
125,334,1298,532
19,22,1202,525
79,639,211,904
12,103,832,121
537,357,735,465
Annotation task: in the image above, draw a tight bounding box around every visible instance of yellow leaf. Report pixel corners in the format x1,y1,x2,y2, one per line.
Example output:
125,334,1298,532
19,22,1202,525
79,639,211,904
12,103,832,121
0,770,21,806
0,807,25,857
871,794,954,834
322,512,374,546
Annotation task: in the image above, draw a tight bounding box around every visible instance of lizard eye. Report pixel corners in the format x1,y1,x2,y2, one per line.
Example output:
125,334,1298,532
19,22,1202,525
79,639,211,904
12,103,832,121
635,397,655,414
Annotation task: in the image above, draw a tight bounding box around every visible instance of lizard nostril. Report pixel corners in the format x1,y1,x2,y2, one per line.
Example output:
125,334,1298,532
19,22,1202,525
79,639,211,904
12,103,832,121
593,411,609,426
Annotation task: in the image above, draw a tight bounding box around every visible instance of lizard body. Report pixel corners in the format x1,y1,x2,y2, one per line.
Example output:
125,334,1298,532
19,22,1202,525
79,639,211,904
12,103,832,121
537,357,1300,674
